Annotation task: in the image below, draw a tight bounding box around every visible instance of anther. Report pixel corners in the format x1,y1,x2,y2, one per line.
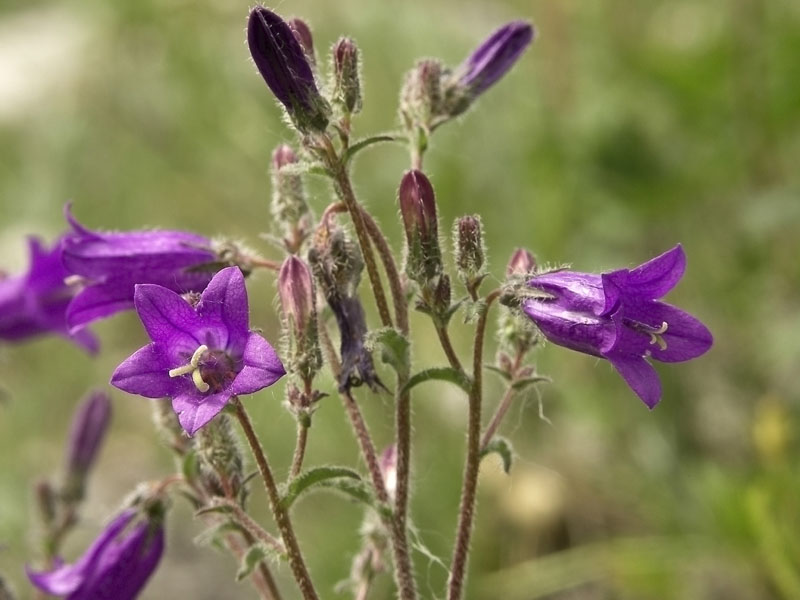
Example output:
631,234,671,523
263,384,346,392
648,321,668,351
168,345,211,392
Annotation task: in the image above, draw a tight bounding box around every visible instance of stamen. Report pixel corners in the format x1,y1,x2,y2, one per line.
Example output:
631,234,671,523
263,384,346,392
648,321,668,351
168,345,211,393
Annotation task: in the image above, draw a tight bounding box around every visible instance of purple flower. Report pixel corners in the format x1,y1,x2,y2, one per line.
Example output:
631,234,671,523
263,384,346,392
111,267,285,436
63,391,112,501
0,236,97,353
457,21,534,96
62,205,217,333
247,7,329,132
27,508,164,600
523,245,712,408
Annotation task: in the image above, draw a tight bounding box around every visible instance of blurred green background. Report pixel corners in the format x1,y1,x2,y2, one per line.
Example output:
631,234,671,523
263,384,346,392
1,0,799,598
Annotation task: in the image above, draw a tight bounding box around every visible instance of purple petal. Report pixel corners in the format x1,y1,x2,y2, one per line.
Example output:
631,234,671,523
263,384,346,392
134,284,202,353
459,21,534,95
27,559,84,596
522,298,616,357
626,245,686,299
606,353,662,408
69,329,100,355
622,301,713,363
111,343,175,398
116,526,165,600
230,333,286,396
172,391,230,436
67,281,137,333
197,267,249,354
529,271,605,314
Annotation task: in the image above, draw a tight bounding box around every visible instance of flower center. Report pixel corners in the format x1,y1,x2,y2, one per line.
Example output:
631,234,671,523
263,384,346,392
169,345,211,392
625,320,669,351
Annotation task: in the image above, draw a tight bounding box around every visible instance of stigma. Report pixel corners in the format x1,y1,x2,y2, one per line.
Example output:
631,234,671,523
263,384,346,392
168,345,211,392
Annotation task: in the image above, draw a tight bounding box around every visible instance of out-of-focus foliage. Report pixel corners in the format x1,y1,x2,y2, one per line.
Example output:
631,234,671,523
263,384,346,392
1,0,798,598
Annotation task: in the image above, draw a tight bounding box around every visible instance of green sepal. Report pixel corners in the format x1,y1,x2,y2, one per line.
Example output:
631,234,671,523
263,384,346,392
480,437,514,474
511,375,552,392
236,543,286,581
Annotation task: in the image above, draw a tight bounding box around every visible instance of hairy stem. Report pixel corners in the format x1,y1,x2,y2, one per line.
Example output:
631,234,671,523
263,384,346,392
231,397,319,600
290,421,309,479
435,324,463,373
479,386,517,452
392,378,417,600
447,290,500,600
342,390,390,504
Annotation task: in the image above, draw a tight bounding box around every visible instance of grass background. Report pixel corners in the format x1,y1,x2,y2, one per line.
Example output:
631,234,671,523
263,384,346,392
1,0,799,598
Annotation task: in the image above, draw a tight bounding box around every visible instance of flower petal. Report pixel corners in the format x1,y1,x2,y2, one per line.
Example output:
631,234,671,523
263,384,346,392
172,391,230,436
197,267,249,353
626,244,686,299
111,343,174,398
606,353,662,408
67,281,137,333
230,333,286,396
623,301,713,363
134,284,202,353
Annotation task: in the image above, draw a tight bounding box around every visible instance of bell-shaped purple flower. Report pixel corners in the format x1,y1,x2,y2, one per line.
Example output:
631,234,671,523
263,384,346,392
0,236,97,353
27,507,164,600
62,206,217,333
523,245,712,408
111,267,285,436
247,7,329,132
457,21,534,96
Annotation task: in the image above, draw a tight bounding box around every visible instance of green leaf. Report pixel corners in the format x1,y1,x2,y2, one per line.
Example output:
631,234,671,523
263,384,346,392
316,478,383,515
402,367,473,396
511,376,551,392
366,327,410,375
343,134,401,164
192,521,241,549
281,466,363,509
194,503,235,517
484,365,513,381
480,437,514,474
236,544,270,581
181,450,199,482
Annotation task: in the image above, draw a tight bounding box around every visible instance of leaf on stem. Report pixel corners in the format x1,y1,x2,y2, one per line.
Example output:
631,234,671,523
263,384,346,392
365,327,410,375
480,437,514,474
281,466,364,509
402,367,473,395
343,134,402,164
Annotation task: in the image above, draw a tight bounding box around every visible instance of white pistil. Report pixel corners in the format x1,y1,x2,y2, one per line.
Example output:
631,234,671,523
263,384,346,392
648,321,669,351
168,345,211,393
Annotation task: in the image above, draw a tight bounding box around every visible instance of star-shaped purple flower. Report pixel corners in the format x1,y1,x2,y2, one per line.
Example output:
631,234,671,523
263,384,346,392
0,236,97,353
111,267,285,435
27,508,164,600
523,245,712,408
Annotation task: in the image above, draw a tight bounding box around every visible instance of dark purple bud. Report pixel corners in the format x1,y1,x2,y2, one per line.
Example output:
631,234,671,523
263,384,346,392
271,144,312,254
287,17,315,65
28,505,165,599
247,7,330,132
332,37,362,114
63,391,111,501
398,170,442,285
454,215,486,294
506,248,536,276
279,256,322,382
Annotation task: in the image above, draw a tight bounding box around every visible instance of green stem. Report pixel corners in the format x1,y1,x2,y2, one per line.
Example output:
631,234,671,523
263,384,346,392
290,421,309,479
231,397,319,600
447,290,500,600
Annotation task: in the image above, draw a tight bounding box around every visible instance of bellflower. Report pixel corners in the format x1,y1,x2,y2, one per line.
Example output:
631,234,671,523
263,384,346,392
456,21,534,96
0,236,97,352
523,245,712,408
111,267,285,435
62,206,217,332
27,507,164,600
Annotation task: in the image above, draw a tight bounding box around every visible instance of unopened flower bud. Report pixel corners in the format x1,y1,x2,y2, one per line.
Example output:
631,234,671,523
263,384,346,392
399,59,443,132
506,248,536,276
196,415,244,498
62,391,111,502
454,215,486,295
288,17,315,66
247,7,330,132
271,144,313,254
279,256,322,382
332,37,363,115
398,170,442,285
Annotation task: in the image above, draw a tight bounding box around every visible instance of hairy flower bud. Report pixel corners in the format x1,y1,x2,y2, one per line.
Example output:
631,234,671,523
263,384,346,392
196,415,244,498
398,170,442,285
399,59,443,133
454,215,486,295
288,17,315,66
279,256,322,382
247,7,330,132
62,391,112,502
331,37,363,115
271,144,313,254
506,248,536,276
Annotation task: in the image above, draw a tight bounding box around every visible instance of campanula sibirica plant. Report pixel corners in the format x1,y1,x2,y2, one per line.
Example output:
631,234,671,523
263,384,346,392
7,7,716,600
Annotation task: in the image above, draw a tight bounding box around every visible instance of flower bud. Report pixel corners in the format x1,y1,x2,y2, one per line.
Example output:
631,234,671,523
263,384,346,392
62,391,111,502
398,170,442,285
399,59,443,133
279,256,322,382
196,415,244,498
506,248,536,276
331,37,363,115
453,215,486,295
288,17,315,66
270,144,313,254
247,7,330,132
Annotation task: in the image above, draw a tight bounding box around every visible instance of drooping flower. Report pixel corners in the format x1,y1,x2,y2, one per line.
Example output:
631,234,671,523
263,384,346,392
522,245,712,408
62,205,217,333
0,236,97,352
111,267,285,435
63,390,112,502
27,507,164,600
247,7,330,132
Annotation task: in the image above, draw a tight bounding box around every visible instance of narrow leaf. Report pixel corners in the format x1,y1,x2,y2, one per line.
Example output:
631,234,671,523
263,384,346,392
402,367,472,395
236,544,268,581
281,466,362,509
481,437,514,474
343,134,401,164
511,375,551,392
484,365,513,381
366,327,410,375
